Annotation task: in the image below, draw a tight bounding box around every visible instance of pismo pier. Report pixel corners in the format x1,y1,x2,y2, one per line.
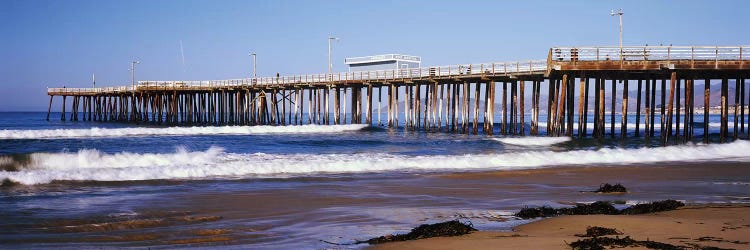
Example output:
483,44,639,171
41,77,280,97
47,46,750,144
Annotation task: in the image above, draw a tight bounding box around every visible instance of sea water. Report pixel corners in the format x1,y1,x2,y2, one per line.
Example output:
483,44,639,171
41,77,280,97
1,112,749,248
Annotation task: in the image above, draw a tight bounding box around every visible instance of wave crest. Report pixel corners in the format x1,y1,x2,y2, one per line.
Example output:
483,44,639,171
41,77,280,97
2,141,749,185
493,137,570,146
0,124,369,139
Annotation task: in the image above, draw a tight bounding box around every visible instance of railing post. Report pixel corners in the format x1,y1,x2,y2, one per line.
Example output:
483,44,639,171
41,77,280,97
529,60,532,73
691,47,695,66
596,47,600,61
714,46,719,68
667,46,671,64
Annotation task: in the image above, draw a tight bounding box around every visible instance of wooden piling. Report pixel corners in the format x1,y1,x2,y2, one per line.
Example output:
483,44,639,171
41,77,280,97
502,82,508,135
557,75,567,137
578,76,585,137
742,78,746,136
566,77,574,137
622,79,628,138
598,78,606,139
520,80,525,136
660,78,666,139
534,80,541,135
636,79,642,137
610,78,616,138
487,81,495,135
650,79,657,137
734,78,740,140
670,79,684,139
61,96,67,121
367,84,373,125
592,77,601,138
721,78,728,142
665,72,677,145
473,82,480,134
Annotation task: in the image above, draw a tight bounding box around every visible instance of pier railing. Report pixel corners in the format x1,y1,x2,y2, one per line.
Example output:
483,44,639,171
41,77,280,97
47,86,133,94
550,46,750,62
134,60,547,89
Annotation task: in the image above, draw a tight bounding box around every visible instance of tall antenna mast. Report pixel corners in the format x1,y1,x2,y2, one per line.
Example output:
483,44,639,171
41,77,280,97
179,40,186,73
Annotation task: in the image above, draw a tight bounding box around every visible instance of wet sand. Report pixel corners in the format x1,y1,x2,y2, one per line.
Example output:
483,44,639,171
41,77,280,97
372,204,750,250
3,161,749,248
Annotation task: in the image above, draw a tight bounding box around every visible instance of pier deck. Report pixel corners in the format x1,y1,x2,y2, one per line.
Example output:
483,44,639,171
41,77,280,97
47,45,750,143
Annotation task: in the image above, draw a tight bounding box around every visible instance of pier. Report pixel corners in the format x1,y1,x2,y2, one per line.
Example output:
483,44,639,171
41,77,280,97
47,45,750,143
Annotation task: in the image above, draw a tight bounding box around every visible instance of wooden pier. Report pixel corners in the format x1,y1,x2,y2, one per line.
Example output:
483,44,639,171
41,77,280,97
47,45,750,143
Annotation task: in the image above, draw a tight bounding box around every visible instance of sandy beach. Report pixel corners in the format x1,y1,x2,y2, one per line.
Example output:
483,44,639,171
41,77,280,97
372,204,750,249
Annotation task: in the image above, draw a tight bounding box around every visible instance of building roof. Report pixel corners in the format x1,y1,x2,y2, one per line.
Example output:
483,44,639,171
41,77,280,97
344,54,421,65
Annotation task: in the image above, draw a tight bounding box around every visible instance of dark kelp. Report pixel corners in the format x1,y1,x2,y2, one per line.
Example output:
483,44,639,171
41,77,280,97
361,220,476,245
515,206,559,219
560,201,620,215
620,200,685,215
574,226,623,238
515,200,685,219
515,201,619,219
568,236,685,250
593,183,628,193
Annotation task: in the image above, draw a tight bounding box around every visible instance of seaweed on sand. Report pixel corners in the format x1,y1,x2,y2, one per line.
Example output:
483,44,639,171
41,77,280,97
620,200,685,215
515,201,619,219
574,226,623,237
593,183,628,193
559,201,620,215
568,236,685,250
515,200,684,219
515,206,559,219
359,220,477,245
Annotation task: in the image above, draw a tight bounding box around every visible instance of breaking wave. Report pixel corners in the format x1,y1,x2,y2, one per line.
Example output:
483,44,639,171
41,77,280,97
492,137,571,146
2,141,750,185
0,124,369,139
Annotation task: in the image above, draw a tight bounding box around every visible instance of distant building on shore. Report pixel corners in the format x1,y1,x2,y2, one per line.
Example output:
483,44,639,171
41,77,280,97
344,54,421,72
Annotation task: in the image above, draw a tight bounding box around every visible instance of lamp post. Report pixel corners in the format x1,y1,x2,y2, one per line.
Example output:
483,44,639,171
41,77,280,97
130,60,140,91
610,8,624,56
249,52,257,82
328,35,340,80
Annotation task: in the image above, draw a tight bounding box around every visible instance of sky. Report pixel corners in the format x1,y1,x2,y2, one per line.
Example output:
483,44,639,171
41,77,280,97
1,0,749,111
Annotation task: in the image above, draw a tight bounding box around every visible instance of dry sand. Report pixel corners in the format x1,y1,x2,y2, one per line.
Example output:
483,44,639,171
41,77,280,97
372,204,750,250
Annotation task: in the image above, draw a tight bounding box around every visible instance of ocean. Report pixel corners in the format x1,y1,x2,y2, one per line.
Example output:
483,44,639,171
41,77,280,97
1,112,749,249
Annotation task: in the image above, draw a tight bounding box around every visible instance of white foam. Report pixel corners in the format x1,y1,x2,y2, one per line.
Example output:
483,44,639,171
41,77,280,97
493,137,570,146
0,124,369,139
538,121,728,131
3,141,750,185
0,156,12,166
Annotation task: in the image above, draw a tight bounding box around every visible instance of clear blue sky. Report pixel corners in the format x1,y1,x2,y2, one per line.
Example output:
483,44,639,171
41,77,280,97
1,0,748,111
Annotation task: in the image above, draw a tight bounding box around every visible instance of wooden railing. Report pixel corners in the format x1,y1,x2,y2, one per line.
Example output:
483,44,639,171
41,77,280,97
134,60,547,88
48,60,548,94
550,46,750,62
47,86,132,94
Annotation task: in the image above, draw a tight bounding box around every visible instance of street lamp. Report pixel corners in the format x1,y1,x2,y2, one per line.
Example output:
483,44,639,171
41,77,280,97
130,60,140,91
249,52,257,81
610,8,624,55
328,35,340,80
